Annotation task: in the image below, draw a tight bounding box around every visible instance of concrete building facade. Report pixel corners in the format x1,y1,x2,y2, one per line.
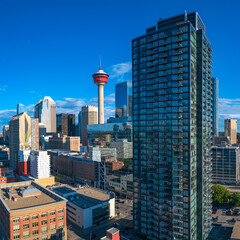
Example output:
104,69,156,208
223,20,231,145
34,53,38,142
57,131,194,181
224,119,237,144
30,151,51,179
9,112,32,174
109,139,133,159
53,185,115,229
81,105,98,147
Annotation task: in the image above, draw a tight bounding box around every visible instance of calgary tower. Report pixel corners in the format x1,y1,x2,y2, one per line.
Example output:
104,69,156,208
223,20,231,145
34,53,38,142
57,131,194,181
92,66,109,124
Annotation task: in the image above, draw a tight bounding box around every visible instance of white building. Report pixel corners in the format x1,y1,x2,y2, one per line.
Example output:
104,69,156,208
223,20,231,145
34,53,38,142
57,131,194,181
30,150,50,179
53,185,115,229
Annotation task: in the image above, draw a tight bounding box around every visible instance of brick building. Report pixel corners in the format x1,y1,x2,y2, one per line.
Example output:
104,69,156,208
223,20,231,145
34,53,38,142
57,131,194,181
0,167,15,183
0,181,67,240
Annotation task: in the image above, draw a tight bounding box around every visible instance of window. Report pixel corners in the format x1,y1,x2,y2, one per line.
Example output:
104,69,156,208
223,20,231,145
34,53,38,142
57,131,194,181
13,225,20,231
13,218,20,223
33,230,38,235
32,215,38,220
50,211,55,216
23,216,29,221
23,224,29,229
50,225,56,230
23,231,29,237
41,213,47,218
50,218,55,223
58,215,64,221
41,220,47,225
13,233,20,239
58,222,64,228
32,222,38,227
42,227,47,233
58,209,63,213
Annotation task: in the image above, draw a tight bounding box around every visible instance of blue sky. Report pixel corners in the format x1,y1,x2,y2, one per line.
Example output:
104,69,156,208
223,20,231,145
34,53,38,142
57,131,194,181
0,0,240,131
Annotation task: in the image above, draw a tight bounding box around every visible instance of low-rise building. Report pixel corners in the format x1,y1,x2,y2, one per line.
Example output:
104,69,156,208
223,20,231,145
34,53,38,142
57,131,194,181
101,227,120,240
108,174,133,198
0,166,15,183
0,181,67,240
109,139,133,159
48,135,81,152
53,185,115,229
212,146,240,184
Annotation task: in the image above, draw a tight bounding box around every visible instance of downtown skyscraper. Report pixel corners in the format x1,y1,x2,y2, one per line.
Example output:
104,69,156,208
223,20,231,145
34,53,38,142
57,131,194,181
115,81,133,118
132,12,213,240
35,96,56,133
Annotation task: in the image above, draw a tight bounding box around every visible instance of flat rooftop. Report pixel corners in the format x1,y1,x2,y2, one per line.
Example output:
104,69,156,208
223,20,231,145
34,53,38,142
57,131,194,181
54,185,112,209
231,221,240,239
0,181,65,211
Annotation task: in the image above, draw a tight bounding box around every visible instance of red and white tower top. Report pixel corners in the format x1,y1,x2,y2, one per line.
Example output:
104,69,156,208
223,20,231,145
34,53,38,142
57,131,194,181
92,68,109,86
92,67,109,124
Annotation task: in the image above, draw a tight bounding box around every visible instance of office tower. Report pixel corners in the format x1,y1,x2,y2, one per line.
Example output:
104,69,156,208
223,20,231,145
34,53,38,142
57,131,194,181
115,81,133,118
78,111,82,142
3,125,9,144
132,12,213,239
56,113,76,136
31,118,39,150
9,112,32,173
0,181,67,240
81,105,98,147
35,96,56,133
92,67,109,124
39,123,47,136
212,77,218,136
212,146,239,185
30,150,50,179
17,103,27,115
224,119,237,144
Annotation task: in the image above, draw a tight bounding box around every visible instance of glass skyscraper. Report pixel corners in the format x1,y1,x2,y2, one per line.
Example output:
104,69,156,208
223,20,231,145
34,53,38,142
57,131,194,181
115,81,132,118
212,77,218,136
17,103,27,115
132,12,213,240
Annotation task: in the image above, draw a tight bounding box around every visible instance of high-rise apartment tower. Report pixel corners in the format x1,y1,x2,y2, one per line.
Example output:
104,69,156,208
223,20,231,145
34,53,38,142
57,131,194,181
212,77,218,136
132,12,213,240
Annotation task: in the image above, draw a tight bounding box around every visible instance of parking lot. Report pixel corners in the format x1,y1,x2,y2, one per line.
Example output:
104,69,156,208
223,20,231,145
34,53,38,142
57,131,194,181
212,208,240,226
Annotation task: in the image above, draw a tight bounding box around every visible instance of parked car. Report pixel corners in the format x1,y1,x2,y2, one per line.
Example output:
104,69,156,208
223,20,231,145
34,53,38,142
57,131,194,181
212,210,217,214
233,209,240,215
226,210,232,215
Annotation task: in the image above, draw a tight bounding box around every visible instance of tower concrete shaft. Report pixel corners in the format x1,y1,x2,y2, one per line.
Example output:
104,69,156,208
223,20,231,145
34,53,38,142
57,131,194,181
98,84,104,124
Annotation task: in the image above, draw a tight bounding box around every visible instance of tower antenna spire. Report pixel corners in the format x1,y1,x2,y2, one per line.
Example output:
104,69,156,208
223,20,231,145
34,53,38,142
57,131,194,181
100,55,101,69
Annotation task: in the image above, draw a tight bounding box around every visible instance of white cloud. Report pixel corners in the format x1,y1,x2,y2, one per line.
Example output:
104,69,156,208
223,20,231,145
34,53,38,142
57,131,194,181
218,98,240,131
0,85,8,92
0,109,16,131
110,62,132,82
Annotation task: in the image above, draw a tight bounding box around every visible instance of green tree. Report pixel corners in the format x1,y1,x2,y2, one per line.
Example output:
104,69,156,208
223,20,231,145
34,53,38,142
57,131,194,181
231,192,240,207
55,176,61,182
212,184,231,206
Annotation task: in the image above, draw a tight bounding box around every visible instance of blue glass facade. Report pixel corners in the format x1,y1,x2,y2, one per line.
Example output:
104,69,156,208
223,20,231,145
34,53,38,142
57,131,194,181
212,77,218,136
132,12,212,240
115,81,132,118
17,103,27,115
